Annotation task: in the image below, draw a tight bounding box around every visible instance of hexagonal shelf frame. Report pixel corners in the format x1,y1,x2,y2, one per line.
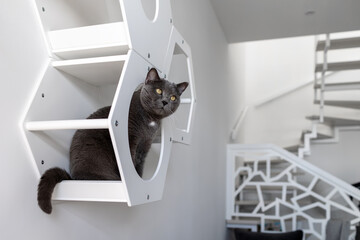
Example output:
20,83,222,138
24,0,196,206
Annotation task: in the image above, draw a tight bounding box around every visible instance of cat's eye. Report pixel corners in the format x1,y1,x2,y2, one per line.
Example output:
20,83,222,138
156,88,162,94
170,96,176,101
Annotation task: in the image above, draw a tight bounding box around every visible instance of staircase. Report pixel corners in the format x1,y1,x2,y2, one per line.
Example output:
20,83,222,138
227,32,360,239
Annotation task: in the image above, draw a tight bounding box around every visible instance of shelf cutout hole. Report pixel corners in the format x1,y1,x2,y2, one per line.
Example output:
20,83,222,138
141,0,158,22
168,44,192,132
129,84,162,180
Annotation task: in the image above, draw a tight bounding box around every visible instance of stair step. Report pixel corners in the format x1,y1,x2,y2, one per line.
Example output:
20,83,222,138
314,81,360,91
314,100,360,109
52,55,127,86
226,219,260,230
284,145,302,153
26,119,109,131
306,115,360,127
243,185,297,191
235,200,272,206
315,61,360,72
240,170,304,177
316,37,360,51
301,130,332,142
243,158,286,165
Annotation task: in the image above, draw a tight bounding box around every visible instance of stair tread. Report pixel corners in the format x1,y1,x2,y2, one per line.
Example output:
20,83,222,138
243,185,298,190
301,130,332,141
243,158,286,164
314,81,360,91
315,60,360,72
235,200,272,205
316,37,360,51
226,219,260,225
239,170,304,177
284,145,302,153
307,115,360,126
314,100,360,109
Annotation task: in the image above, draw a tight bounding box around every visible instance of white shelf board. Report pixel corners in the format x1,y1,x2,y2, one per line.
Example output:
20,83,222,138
52,55,127,86
49,22,129,59
52,180,127,202
26,119,109,131
180,98,192,104
53,44,129,59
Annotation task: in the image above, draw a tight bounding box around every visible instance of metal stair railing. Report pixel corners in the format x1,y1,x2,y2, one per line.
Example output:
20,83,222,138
226,144,360,239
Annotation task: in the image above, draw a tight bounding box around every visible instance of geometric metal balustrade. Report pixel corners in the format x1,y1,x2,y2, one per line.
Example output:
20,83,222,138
227,144,360,240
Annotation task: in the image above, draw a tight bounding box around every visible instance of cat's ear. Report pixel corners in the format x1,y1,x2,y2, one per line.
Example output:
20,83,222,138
146,68,160,84
177,82,189,95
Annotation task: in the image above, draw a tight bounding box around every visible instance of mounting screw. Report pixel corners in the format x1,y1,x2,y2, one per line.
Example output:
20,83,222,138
41,160,44,165
148,53,151,58
41,93,45,98
115,120,119,127
42,7,45,12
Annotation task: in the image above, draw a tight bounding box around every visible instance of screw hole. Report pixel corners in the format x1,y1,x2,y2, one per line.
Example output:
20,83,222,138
115,120,119,127
170,137,172,142
41,93,45,98
147,195,150,200
42,7,45,12
148,53,151,58
41,160,44,165
182,136,184,141
170,18,173,23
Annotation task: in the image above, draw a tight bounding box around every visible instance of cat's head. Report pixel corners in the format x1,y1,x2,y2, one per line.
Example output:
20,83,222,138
140,68,188,118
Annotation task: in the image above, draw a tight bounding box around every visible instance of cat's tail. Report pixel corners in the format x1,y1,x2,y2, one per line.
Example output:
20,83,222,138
37,167,71,214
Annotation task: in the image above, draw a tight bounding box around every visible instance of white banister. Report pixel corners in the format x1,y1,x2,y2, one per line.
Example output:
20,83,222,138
227,144,360,239
230,106,249,141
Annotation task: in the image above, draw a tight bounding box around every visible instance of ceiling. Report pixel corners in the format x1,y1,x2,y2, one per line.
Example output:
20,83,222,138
209,0,360,43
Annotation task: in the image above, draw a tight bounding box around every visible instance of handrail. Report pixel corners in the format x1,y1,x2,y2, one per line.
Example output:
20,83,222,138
254,80,314,108
230,106,249,141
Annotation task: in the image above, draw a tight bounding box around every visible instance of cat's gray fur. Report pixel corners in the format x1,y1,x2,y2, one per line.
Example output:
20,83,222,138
37,68,188,214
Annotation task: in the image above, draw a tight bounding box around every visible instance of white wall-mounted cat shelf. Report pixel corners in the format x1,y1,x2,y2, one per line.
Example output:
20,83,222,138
24,0,196,206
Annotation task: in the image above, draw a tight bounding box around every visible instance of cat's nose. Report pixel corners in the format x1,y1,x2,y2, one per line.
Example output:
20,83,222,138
162,100,168,106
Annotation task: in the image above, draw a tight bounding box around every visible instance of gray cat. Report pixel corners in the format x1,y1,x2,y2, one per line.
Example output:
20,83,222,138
37,68,188,214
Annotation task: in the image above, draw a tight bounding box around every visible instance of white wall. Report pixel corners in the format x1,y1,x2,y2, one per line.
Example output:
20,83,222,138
0,0,230,239
230,36,319,147
306,129,360,184
229,34,360,184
